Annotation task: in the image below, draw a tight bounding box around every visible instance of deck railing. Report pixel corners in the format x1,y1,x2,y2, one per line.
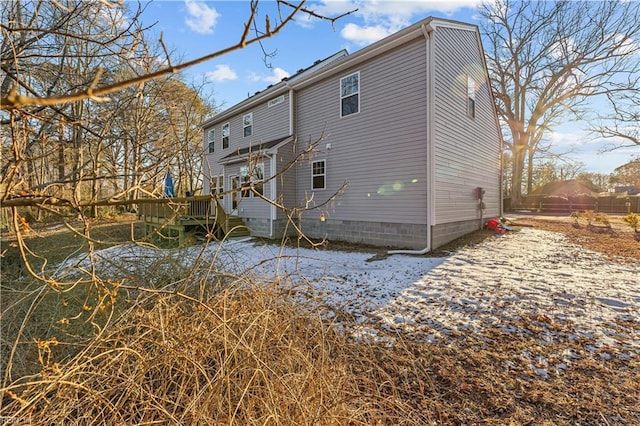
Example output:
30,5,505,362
137,196,246,240
137,196,218,220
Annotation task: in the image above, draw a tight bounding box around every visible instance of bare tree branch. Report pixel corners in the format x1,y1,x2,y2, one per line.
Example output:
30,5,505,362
1,0,312,109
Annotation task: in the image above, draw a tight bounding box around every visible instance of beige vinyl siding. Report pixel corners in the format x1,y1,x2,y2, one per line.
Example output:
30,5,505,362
295,38,428,225
224,161,271,219
432,26,501,225
202,92,291,188
275,140,297,220
203,93,289,181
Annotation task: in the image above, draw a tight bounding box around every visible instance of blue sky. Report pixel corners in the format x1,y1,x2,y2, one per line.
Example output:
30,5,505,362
138,0,639,175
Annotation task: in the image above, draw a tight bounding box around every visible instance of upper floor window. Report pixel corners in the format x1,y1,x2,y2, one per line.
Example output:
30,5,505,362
207,129,215,153
467,75,478,119
222,123,230,149
240,162,264,197
243,113,253,137
340,72,359,117
312,160,326,190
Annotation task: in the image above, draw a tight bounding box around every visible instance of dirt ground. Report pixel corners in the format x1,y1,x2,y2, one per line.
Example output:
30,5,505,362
505,213,640,262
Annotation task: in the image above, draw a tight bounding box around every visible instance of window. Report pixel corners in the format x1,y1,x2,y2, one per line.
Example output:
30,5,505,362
467,75,478,119
211,174,224,194
207,129,215,153
312,160,325,190
340,72,359,117
243,113,253,137
222,123,230,149
240,162,264,197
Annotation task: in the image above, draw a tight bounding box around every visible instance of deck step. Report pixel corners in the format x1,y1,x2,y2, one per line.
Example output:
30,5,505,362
225,216,249,237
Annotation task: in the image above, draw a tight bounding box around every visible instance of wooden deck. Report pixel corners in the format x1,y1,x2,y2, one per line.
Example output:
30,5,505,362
138,196,249,244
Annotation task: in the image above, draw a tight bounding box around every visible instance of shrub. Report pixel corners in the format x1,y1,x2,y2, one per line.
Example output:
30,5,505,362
582,210,596,224
623,213,640,233
595,213,610,225
0,285,419,424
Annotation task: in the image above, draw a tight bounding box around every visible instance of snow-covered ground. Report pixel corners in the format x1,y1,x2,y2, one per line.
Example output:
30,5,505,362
57,227,640,367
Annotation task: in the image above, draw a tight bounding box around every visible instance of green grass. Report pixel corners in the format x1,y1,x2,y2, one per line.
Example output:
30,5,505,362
1,218,148,380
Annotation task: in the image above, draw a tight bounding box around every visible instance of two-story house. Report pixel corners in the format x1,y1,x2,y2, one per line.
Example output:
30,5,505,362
202,17,502,250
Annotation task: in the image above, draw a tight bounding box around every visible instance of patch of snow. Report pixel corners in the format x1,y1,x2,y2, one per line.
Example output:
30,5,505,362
56,228,640,363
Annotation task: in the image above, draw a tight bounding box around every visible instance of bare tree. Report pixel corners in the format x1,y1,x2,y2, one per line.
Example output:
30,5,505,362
591,89,640,149
1,0,354,211
479,0,640,206
1,0,148,215
0,1,355,396
610,157,640,187
576,171,610,192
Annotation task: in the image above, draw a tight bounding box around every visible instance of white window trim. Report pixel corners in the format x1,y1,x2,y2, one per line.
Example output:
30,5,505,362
311,159,326,190
467,75,477,119
207,129,215,153
212,174,224,194
340,71,360,118
240,162,264,198
243,112,253,137
222,122,230,149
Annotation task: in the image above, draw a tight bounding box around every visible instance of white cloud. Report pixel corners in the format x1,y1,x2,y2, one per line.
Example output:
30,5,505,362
307,0,481,45
248,67,290,84
184,0,219,34
96,4,129,31
341,23,394,46
355,0,480,21
614,33,640,56
205,65,238,82
548,130,595,148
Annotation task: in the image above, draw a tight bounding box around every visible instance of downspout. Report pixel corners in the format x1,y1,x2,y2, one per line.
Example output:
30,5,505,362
268,152,276,238
288,88,294,136
388,22,435,255
499,135,504,218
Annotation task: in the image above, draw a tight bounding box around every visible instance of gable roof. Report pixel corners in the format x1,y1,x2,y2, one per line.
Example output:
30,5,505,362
528,180,597,197
201,50,348,127
220,135,293,164
202,17,481,129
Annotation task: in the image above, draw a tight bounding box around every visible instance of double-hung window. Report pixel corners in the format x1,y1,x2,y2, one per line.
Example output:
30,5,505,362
207,129,215,153
222,123,230,149
240,162,264,197
311,160,326,190
467,75,477,119
211,174,224,194
243,113,253,137
340,72,359,117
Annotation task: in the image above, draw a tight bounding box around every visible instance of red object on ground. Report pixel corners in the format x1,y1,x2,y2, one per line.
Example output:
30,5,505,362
485,219,500,230
485,218,505,234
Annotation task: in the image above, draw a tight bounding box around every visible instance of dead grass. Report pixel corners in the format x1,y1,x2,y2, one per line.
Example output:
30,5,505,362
2,284,638,425
509,214,640,262
0,285,420,425
1,217,639,425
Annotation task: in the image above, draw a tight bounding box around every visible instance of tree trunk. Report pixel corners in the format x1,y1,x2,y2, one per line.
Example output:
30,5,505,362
510,142,526,207
526,147,535,196
58,125,65,182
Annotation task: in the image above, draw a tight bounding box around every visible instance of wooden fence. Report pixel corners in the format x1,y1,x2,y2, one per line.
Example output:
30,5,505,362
507,194,640,214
